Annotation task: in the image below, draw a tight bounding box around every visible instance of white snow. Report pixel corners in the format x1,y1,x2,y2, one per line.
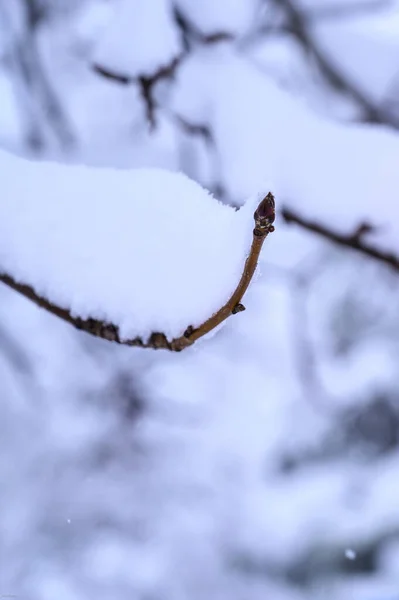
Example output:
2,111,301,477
2,3,399,600
171,45,399,258
92,0,181,78
345,548,356,560
0,149,262,342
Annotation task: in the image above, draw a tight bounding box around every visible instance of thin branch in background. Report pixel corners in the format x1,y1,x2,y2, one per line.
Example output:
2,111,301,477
138,76,157,128
0,0,75,151
303,0,393,21
94,61,224,189
173,115,213,144
91,64,131,85
137,57,182,128
19,36,75,148
93,4,232,129
288,277,331,413
0,321,33,376
0,23,45,147
24,0,47,29
379,68,399,119
93,56,182,129
172,5,234,48
0,195,275,352
284,250,339,414
274,0,399,129
20,0,74,148
170,113,227,201
281,207,399,273
249,0,392,45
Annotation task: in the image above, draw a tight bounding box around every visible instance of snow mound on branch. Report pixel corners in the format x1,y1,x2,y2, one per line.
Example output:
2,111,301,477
92,0,181,78
0,150,260,341
171,46,399,256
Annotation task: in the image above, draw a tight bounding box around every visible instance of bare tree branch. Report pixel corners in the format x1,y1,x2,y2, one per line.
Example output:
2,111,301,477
23,0,47,29
0,320,34,375
93,5,233,128
303,0,393,21
281,207,399,272
0,0,75,150
275,0,399,129
173,115,213,144
172,5,234,48
91,64,131,85
0,195,275,351
93,56,182,128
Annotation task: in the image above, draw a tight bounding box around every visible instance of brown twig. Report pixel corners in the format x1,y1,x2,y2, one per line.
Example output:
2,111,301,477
281,206,399,272
172,192,276,350
0,194,275,352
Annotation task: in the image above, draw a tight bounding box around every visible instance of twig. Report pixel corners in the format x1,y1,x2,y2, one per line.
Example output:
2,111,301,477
0,195,275,352
93,56,182,128
91,64,131,85
171,113,226,199
282,207,399,272
172,5,234,48
174,193,276,349
93,4,232,128
0,320,33,375
288,257,336,415
173,115,213,144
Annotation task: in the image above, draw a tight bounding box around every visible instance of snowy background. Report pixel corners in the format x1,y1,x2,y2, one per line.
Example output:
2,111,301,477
1,1,399,599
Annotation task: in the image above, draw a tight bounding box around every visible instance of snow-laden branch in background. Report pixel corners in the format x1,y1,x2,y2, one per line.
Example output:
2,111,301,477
0,150,275,351
91,0,183,127
91,0,238,128
273,0,399,130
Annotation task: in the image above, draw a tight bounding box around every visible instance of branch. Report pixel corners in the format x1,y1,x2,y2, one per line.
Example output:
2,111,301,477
91,64,131,85
303,0,393,21
93,6,233,128
0,195,275,352
172,5,234,48
281,207,399,272
93,56,182,128
275,0,399,129
0,1,75,151
173,114,213,144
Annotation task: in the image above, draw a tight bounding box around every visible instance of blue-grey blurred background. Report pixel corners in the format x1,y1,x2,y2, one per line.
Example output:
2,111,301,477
1,1,399,599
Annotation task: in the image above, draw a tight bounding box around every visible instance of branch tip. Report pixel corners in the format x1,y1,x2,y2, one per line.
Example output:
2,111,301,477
254,192,276,236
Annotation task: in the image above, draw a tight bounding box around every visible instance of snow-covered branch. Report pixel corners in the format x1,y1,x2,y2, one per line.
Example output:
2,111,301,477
0,195,274,351
0,151,275,351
